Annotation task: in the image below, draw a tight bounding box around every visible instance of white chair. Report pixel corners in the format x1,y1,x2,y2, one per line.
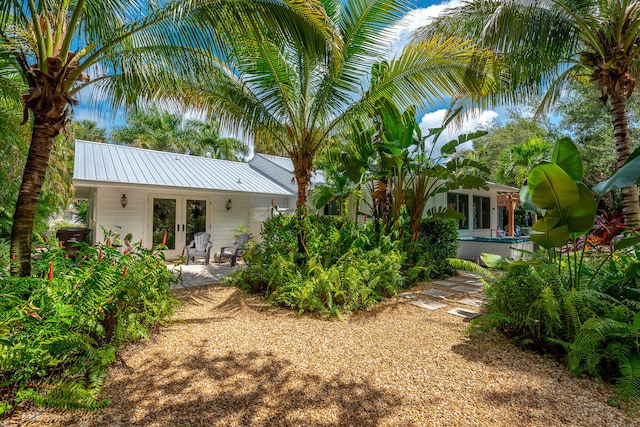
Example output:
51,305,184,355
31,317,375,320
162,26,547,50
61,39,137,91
185,232,213,265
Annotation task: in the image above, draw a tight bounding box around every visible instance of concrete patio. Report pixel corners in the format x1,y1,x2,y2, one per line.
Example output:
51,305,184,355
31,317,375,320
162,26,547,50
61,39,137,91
168,261,242,289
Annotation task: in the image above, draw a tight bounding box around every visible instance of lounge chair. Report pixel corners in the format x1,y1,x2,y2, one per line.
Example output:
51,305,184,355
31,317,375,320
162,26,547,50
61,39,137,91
185,232,213,265
219,233,250,266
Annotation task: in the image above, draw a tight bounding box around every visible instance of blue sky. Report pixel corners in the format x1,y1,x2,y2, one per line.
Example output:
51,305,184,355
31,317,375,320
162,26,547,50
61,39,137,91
73,0,503,154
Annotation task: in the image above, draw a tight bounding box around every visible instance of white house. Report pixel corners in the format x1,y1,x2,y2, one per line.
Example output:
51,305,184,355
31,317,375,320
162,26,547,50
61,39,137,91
73,140,523,261
73,140,325,259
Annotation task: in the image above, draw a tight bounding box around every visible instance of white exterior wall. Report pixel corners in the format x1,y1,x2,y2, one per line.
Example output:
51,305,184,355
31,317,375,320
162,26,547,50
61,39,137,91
90,185,288,259
94,187,147,244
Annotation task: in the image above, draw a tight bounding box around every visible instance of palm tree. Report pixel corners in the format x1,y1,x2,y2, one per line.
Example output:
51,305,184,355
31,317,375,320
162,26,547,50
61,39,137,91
0,0,330,276
180,0,495,253
416,0,640,228
495,137,552,188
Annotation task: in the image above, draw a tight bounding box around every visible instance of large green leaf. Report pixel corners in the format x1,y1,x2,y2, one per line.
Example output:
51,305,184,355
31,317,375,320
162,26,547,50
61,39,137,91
566,182,597,236
530,217,570,249
551,137,583,181
519,184,542,215
593,146,640,195
528,163,580,210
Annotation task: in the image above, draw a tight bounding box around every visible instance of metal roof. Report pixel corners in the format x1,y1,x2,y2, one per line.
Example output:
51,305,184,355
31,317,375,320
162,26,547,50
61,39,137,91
251,153,326,186
73,140,295,195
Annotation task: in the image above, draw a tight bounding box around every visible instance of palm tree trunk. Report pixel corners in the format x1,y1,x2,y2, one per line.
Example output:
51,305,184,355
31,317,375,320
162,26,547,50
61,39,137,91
292,149,313,256
10,118,60,277
610,92,640,229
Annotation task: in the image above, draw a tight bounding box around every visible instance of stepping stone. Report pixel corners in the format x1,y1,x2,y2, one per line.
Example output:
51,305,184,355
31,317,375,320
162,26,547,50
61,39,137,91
408,299,447,310
433,280,457,287
457,298,485,308
451,285,482,294
449,276,472,282
399,292,417,299
465,280,485,288
420,289,454,299
460,272,480,278
447,307,482,319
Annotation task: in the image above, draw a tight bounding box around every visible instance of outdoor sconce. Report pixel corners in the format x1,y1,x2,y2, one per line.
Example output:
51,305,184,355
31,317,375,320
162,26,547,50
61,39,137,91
226,199,232,211
120,194,128,208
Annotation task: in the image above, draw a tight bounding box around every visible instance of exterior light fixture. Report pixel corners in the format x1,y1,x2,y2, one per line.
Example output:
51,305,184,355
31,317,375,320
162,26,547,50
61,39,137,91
120,194,128,208
226,199,232,211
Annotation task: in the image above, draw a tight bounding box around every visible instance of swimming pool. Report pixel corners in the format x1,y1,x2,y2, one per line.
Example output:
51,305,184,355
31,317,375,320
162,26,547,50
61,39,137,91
457,236,534,261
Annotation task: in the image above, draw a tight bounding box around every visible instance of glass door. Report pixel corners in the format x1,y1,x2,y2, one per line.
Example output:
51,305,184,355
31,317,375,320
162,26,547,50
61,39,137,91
151,195,209,259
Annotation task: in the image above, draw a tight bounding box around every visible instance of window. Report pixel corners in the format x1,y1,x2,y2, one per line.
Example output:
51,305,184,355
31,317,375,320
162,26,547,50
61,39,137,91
473,196,491,229
447,192,469,229
323,200,340,216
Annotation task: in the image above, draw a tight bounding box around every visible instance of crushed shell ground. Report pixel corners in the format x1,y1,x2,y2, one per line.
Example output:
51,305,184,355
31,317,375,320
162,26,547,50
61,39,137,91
5,281,639,427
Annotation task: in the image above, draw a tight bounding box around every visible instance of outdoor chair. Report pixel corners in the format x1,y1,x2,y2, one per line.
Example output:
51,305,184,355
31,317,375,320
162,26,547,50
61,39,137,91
219,233,250,266
185,232,213,265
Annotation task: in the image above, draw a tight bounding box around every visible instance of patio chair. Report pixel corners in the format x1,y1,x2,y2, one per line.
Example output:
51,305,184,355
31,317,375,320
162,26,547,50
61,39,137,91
219,233,250,266
185,232,213,265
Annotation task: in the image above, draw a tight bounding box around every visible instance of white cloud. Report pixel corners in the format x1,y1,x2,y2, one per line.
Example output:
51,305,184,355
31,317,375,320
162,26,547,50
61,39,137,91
383,0,462,58
419,108,498,156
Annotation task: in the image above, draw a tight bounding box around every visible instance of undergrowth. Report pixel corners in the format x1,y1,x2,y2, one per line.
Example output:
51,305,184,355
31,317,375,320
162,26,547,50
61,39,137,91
0,242,178,416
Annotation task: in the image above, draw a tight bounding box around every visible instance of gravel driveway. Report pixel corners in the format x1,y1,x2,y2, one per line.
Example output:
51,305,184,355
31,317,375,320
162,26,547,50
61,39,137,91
7,282,638,426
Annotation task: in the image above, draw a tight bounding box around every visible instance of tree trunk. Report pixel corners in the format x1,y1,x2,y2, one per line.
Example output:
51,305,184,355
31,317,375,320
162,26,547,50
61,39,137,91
292,148,313,256
609,92,640,229
10,117,63,277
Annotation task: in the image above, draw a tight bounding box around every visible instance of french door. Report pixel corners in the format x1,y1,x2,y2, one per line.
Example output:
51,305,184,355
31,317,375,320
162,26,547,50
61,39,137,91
149,195,210,259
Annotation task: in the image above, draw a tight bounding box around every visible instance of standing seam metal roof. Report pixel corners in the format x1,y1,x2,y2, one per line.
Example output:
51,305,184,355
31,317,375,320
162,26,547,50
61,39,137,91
73,140,295,195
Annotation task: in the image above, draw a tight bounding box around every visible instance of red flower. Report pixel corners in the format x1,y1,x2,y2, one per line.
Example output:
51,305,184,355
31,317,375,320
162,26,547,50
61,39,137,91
99,248,103,261
161,230,167,246
47,262,54,281
122,266,127,278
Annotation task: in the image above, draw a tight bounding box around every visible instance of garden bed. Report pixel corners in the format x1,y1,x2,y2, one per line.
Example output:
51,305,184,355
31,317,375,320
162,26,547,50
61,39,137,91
6,283,635,426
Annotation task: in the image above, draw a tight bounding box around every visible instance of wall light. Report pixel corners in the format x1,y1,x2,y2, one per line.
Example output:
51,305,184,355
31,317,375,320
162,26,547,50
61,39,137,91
226,199,232,211
120,194,128,208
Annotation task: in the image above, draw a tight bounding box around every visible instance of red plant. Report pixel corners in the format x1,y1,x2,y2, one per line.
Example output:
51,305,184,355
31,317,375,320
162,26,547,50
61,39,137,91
47,261,54,281
591,210,626,247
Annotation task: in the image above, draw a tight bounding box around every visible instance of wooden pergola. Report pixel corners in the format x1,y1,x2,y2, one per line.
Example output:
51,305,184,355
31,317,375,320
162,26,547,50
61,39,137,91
496,192,520,237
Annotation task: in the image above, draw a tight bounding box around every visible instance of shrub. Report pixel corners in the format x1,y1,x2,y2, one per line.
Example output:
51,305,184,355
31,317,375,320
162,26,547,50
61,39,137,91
0,243,178,415
407,217,458,280
230,215,405,316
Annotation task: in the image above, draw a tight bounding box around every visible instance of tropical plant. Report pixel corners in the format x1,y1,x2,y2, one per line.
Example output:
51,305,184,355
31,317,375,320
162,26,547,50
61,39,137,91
110,106,248,160
337,102,488,244
68,120,108,143
1,0,330,276
179,0,497,255
418,0,640,228
495,137,553,188
229,214,405,317
0,241,177,415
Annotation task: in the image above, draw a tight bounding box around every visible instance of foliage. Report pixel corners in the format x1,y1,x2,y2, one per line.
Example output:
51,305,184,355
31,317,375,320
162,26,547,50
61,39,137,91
480,136,640,407
229,214,405,317
405,217,459,282
110,106,248,160
556,80,640,187
179,0,497,257
0,242,178,415
68,120,108,143
418,0,640,227
494,137,552,188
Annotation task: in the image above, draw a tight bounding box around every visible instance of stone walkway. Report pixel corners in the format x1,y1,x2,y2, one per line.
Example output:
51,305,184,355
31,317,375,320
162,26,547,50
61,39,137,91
171,265,487,321
399,272,486,320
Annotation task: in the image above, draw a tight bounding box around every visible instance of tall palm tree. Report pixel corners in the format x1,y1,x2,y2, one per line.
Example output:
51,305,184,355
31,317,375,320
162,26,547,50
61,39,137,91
0,0,330,276
180,0,496,253
416,0,640,228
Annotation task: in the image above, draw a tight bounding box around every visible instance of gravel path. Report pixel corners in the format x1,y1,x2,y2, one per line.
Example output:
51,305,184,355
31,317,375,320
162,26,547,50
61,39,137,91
7,282,638,426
